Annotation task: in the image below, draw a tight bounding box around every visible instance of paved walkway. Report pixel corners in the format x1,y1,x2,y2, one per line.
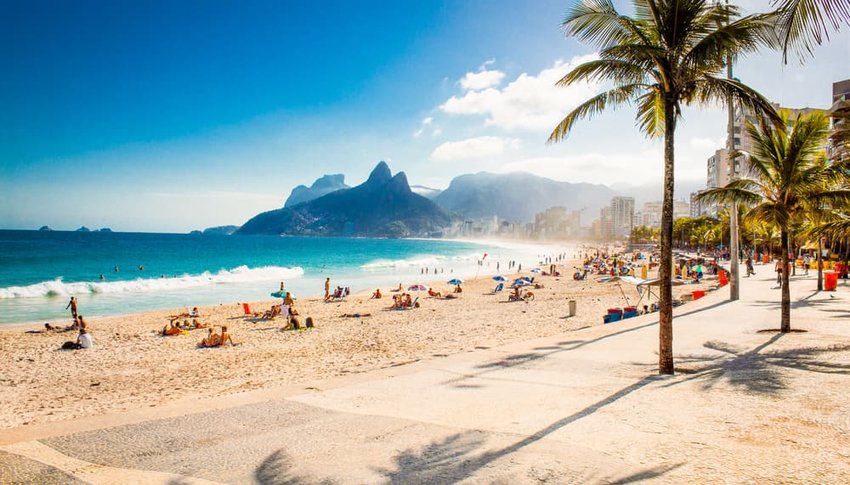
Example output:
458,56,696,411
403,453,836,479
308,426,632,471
2,268,849,484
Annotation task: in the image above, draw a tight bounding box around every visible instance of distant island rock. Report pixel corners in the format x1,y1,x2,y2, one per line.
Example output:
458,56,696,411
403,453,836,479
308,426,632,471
189,230,203,235
202,225,239,235
98,228,113,232
237,161,450,238
38,225,53,231
76,226,91,232
434,172,614,222
284,174,349,208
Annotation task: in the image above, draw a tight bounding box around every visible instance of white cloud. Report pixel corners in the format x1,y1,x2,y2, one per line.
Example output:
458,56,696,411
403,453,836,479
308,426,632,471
422,117,434,125
413,128,424,138
432,128,443,136
459,68,506,91
689,136,725,152
431,136,520,160
440,54,601,132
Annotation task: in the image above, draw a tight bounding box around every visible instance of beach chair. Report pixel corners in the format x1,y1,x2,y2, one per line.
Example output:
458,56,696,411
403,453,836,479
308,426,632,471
493,282,504,293
242,303,252,315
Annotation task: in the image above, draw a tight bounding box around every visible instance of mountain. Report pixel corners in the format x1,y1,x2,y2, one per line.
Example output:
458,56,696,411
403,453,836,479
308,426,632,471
237,162,451,237
434,172,614,223
76,226,91,232
410,185,443,199
98,227,113,232
202,225,239,235
284,174,349,208
38,225,53,231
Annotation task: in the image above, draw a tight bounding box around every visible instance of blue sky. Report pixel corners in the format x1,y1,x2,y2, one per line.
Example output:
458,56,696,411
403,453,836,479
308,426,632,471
2,0,848,232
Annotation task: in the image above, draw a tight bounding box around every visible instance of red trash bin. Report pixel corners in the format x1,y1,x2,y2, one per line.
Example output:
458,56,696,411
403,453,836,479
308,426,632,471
824,271,838,291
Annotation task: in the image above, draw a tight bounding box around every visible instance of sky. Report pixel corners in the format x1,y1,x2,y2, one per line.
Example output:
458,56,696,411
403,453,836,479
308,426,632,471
1,0,848,232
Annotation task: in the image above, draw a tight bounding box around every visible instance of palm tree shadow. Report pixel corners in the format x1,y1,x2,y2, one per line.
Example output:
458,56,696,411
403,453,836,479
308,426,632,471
658,334,850,395
377,376,661,484
254,449,337,485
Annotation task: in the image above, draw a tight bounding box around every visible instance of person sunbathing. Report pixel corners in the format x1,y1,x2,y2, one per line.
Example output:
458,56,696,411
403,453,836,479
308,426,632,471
342,312,372,318
371,288,382,299
162,321,183,336
427,288,442,298
454,284,463,293
191,319,209,329
219,326,235,346
283,292,295,306
262,305,282,320
199,328,220,347
402,294,413,308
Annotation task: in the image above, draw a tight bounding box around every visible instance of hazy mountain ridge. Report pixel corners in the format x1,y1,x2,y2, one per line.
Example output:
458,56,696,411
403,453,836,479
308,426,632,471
237,162,450,237
434,171,614,223
284,174,349,208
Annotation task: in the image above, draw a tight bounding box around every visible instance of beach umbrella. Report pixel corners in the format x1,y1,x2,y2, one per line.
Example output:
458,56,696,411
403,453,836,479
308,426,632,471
407,284,427,291
492,275,507,282
270,290,286,299
511,279,531,287
447,278,464,285
530,268,542,273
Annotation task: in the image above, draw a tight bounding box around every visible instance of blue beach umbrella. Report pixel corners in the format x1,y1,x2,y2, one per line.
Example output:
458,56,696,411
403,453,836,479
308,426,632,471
530,268,542,273
492,275,507,282
447,278,464,285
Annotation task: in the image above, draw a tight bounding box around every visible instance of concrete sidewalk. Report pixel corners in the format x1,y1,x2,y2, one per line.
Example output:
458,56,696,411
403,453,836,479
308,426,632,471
2,270,849,484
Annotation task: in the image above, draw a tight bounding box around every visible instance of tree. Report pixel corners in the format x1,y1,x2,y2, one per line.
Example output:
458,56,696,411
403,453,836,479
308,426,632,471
549,0,779,374
698,110,846,332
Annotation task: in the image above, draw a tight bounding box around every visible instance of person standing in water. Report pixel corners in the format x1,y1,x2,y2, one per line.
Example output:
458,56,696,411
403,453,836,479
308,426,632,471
65,296,78,319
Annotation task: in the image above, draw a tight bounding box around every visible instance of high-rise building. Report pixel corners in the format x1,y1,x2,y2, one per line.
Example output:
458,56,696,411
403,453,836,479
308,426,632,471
829,78,850,162
706,148,732,188
610,196,634,238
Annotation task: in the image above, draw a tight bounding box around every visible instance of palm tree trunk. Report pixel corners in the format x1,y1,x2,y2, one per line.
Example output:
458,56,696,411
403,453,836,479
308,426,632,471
781,228,791,332
817,238,823,291
658,99,676,375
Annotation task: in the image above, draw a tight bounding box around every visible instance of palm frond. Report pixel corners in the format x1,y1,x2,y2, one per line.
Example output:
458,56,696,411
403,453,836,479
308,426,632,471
562,0,645,49
548,84,644,143
556,58,648,87
772,0,850,63
691,76,783,128
635,88,666,138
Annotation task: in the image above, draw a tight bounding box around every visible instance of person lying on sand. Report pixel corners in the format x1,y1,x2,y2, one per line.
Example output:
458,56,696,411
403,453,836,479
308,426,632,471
191,319,209,329
391,283,402,292
162,321,184,336
342,312,372,318
427,288,442,298
199,328,220,347
371,288,382,299
261,305,282,320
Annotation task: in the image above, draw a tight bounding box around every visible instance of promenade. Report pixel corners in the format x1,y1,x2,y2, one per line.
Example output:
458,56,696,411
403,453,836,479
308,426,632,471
2,268,848,484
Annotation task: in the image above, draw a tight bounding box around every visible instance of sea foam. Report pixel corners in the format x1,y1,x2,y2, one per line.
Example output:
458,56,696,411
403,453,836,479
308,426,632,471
0,265,304,299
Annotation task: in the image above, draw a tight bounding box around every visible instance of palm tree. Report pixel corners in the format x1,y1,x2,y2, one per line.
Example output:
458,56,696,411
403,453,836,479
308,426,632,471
698,110,846,332
771,0,850,62
548,0,780,374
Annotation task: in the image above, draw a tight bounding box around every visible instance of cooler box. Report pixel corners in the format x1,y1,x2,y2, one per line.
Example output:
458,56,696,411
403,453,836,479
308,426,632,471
718,271,729,286
762,254,770,263
824,271,838,291
693,290,705,300
604,313,622,324
608,308,623,315
623,310,638,319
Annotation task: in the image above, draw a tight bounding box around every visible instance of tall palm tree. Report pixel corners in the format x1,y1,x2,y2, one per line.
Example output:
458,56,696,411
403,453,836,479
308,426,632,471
698,110,846,332
548,0,780,374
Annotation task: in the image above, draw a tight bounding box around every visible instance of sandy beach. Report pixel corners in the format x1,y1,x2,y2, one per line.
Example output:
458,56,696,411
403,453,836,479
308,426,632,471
0,258,715,430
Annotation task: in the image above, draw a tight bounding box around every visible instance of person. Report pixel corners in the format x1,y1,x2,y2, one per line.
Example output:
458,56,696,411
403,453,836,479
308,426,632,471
77,327,93,349
219,326,235,346
163,320,183,336
99,274,104,280
775,259,783,287
65,296,78,319
114,265,119,272
428,287,442,298
371,288,382,299
199,328,220,347
189,307,200,318
509,287,521,302
802,254,810,275
283,292,294,306
454,284,462,293
402,294,412,308
324,278,331,301
138,265,144,271
745,257,755,277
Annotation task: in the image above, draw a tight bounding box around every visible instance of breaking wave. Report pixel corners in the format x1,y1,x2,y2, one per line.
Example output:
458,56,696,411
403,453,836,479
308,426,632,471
0,265,305,299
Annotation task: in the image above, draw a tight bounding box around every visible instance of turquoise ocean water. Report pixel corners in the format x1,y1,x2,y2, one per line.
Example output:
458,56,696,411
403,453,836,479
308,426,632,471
0,230,547,325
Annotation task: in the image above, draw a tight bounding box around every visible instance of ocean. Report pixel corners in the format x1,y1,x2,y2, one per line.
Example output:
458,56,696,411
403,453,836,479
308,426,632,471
0,230,551,325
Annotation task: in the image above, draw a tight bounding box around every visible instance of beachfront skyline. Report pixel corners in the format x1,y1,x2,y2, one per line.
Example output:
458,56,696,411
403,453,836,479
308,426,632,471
2,0,848,232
